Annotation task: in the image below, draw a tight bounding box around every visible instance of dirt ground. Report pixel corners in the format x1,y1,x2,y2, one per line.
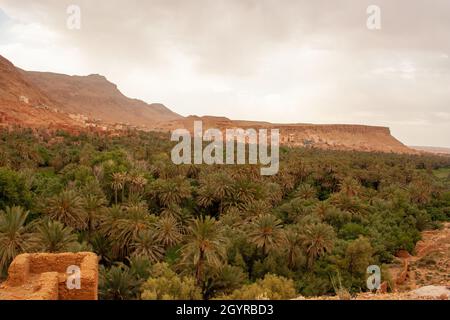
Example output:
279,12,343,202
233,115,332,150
389,222,450,291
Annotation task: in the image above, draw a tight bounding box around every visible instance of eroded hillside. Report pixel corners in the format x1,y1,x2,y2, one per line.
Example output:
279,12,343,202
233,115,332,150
157,116,414,154
0,55,415,154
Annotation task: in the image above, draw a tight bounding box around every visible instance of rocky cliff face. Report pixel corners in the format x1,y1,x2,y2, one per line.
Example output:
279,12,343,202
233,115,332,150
157,116,414,154
0,54,414,154
0,55,50,105
276,124,412,153
0,55,79,128
0,54,181,129
23,70,182,126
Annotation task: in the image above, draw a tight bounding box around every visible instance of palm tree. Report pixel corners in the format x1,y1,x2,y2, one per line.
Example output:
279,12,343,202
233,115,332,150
105,205,155,258
0,206,33,272
209,173,233,201
409,180,432,205
99,205,124,238
160,203,183,220
295,184,317,200
196,184,216,209
128,173,148,198
282,225,303,269
265,182,283,205
197,173,232,213
338,177,361,197
248,214,284,255
33,220,79,253
44,190,87,230
111,172,125,205
133,175,148,194
93,164,104,182
211,174,234,213
151,178,191,207
90,233,113,264
99,265,140,300
82,193,106,241
118,172,128,202
131,230,164,263
227,179,259,210
186,164,201,179
128,256,152,282
243,200,271,218
312,202,335,220
300,223,336,269
155,215,183,248
180,216,227,285
330,192,366,217
276,171,296,195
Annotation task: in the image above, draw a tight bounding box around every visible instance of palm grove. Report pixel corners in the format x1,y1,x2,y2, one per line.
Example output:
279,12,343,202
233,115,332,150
0,128,449,299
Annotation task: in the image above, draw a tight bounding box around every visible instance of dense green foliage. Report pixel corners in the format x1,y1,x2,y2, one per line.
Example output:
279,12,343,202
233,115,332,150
0,128,449,299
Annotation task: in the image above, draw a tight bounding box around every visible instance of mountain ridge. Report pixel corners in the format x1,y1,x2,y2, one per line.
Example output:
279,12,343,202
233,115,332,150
22,69,182,126
0,54,416,154
410,146,450,155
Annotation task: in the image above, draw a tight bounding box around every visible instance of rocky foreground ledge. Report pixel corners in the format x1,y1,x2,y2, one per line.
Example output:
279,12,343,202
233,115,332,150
293,285,450,300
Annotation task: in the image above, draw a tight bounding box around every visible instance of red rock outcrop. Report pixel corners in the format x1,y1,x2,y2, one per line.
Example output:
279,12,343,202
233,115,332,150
157,116,415,154
0,55,81,129
23,70,181,126
0,54,415,154
1,54,180,130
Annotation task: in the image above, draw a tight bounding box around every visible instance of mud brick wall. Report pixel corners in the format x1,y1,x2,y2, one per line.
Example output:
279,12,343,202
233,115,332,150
1,252,98,300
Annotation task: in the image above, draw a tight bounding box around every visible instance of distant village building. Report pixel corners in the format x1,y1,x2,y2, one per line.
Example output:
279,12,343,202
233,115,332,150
34,104,50,110
19,96,29,104
288,133,295,143
69,113,89,123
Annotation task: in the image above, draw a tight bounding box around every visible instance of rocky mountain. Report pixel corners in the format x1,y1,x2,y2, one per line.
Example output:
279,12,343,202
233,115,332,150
0,54,180,130
0,55,78,128
23,70,181,126
156,116,415,154
0,54,415,154
410,146,450,155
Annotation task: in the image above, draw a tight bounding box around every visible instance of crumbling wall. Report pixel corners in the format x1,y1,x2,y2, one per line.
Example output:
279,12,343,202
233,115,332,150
0,252,98,300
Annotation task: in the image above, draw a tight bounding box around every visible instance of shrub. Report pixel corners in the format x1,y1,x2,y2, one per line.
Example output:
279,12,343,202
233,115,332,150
223,274,297,300
141,263,202,300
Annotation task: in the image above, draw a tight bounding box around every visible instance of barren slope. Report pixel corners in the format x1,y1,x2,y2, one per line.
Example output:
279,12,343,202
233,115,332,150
0,55,416,154
156,116,415,154
390,222,450,290
0,55,79,128
23,70,181,126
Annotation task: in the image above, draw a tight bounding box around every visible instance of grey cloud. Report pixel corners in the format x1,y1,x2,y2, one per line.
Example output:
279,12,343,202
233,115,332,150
0,0,449,147
3,0,450,74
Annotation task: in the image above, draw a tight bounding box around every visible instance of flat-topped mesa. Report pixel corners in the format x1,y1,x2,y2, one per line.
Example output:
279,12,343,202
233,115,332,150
279,124,391,134
276,124,410,153
160,116,414,154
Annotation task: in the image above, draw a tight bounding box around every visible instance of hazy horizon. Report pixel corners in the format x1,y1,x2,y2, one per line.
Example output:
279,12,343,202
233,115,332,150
0,0,449,148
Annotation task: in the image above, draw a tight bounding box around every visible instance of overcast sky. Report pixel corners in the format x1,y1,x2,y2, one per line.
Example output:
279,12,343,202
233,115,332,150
0,0,449,147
